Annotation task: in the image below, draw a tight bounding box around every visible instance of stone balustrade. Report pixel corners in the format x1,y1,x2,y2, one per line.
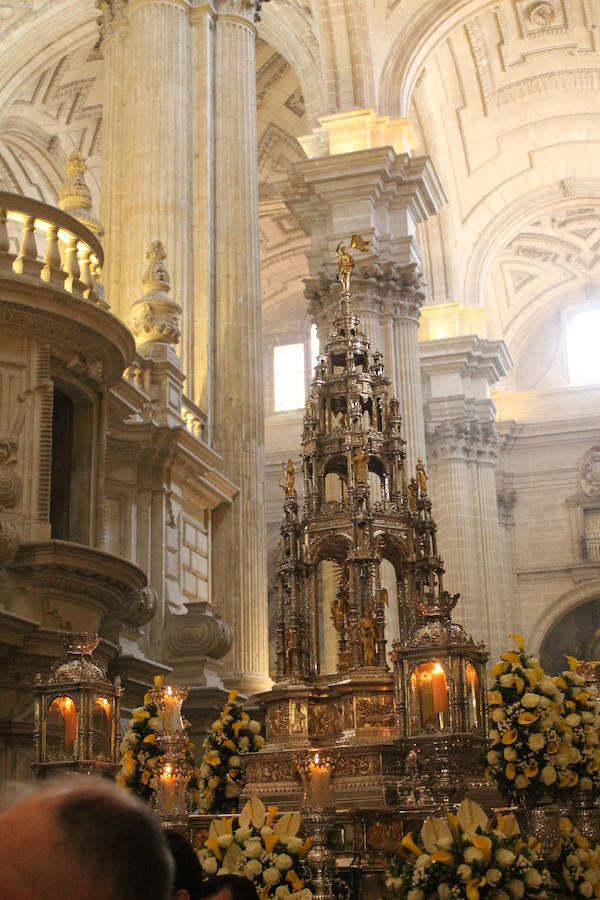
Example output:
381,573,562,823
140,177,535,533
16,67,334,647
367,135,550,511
181,398,207,442
0,191,105,308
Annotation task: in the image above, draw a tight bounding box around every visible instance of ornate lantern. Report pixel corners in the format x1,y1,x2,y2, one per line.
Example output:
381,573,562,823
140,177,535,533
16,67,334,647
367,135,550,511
32,634,122,777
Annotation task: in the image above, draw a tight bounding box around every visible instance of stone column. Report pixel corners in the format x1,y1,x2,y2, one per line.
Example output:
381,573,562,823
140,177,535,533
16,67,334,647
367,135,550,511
100,0,193,377
422,335,513,665
281,140,446,473
210,0,269,694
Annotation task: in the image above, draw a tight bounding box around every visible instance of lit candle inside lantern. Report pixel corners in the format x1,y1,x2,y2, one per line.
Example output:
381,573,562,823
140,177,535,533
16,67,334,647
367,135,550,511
160,686,183,732
431,663,449,714
62,697,77,754
308,752,331,808
160,762,177,818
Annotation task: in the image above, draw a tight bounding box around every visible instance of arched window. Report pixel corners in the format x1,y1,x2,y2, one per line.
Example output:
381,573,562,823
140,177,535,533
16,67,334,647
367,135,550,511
566,307,600,385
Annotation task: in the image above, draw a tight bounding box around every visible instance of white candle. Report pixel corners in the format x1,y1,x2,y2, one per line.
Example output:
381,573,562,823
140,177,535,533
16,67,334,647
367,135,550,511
309,753,331,807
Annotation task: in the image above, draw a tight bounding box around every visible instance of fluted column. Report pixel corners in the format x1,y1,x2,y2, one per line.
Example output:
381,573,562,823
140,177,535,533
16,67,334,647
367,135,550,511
101,0,193,376
388,287,426,476
210,0,269,693
475,432,506,665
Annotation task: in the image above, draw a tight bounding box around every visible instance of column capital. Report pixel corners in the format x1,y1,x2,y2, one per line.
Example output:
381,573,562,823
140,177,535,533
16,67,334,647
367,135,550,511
305,261,425,327
214,0,270,22
426,417,499,463
96,0,128,42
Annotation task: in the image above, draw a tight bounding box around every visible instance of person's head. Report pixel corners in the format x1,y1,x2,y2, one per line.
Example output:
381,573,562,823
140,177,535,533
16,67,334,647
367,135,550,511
164,829,204,900
198,874,258,900
0,775,174,900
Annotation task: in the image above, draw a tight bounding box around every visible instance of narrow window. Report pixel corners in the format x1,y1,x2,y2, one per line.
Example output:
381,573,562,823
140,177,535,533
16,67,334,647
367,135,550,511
566,308,600,385
273,343,305,411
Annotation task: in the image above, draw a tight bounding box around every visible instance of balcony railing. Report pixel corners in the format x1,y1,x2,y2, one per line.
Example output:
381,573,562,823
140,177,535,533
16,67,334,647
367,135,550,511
0,191,105,307
581,535,600,561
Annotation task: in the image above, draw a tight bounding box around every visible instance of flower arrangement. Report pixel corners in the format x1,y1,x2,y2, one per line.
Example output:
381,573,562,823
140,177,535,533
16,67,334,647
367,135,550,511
486,634,572,802
549,816,600,897
198,796,313,899
386,798,549,899
196,689,264,813
553,657,600,796
117,675,198,805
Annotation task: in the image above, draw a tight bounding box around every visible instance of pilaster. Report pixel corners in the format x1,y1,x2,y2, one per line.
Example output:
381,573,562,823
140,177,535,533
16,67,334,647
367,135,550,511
422,335,513,665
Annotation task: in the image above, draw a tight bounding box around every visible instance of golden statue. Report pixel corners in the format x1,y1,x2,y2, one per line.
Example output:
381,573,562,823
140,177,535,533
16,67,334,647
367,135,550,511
416,457,427,496
284,629,294,675
360,608,376,667
279,458,296,498
352,446,369,485
336,234,370,294
331,582,349,634
407,476,418,513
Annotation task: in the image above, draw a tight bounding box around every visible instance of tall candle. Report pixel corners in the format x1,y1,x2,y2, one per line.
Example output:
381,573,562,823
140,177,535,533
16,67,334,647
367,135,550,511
160,763,177,817
308,753,331,807
431,664,449,714
160,686,183,732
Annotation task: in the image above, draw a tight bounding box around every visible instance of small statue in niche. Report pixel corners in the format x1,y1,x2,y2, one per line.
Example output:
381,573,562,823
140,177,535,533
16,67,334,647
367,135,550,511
407,476,418,513
352,446,369,485
360,607,376,666
279,458,296,498
290,702,307,734
416,457,428,496
284,630,294,675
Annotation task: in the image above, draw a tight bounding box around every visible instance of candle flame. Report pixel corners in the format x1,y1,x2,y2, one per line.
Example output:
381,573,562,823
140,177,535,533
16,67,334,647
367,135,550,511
432,662,443,673
167,686,172,696
314,752,319,765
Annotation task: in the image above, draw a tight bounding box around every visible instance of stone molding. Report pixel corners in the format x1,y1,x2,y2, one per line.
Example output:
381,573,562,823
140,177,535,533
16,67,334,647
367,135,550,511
426,417,499,463
165,600,233,662
215,0,271,22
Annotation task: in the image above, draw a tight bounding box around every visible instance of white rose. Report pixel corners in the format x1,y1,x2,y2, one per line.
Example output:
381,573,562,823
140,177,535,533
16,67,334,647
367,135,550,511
235,827,252,844
275,853,293,872
581,883,594,898
528,733,545,751
509,879,525,899
463,846,484,863
488,750,500,765
201,856,218,875
260,826,274,838
500,674,515,688
487,868,502,885
217,834,234,849
489,729,500,743
200,763,210,777
567,713,582,727
514,775,530,789
407,892,424,900
504,747,518,761
274,887,291,899
248,720,261,734
457,864,472,882
244,859,263,878
244,840,263,859
569,747,582,764
525,868,543,889
581,777,594,791
229,755,241,768
520,692,540,709
125,730,138,744
438,886,451,900
415,853,431,868
239,736,250,751
263,867,281,886
286,836,303,854
492,707,506,722
496,848,516,868
582,712,595,723
539,678,558,695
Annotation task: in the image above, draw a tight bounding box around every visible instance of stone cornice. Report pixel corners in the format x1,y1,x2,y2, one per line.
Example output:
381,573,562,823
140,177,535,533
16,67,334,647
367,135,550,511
215,0,270,22
420,335,512,386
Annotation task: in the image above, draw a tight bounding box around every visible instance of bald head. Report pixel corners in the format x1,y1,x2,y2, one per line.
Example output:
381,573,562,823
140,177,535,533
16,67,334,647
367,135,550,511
0,777,174,900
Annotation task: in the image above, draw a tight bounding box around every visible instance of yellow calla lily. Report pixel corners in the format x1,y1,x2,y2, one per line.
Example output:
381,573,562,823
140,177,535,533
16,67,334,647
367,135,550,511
488,691,503,706
505,762,516,780
299,837,312,857
259,887,269,900
525,763,539,778
446,810,459,833
264,834,280,854
401,831,422,858
514,674,525,694
510,633,525,650
431,850,454,866
566,656,582,673
204,838,222,861
525,669,538,689
554,676,567,690
471,835,492,862
228,688,240,702
492,662,507,679
518,711,538,726
266,805,279,828
502,729,518,745
232,720,243,737
153,674,165,687
501,651,521,666
466,877,486,900
286,870,303,891
220,705,232,720
224,739,236,752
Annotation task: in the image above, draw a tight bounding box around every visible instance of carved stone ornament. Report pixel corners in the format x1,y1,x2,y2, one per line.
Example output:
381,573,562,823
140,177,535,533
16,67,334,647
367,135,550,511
528,1,557,27
0,438,20,508
58,151,104,239
130,240,182,346
0,515,19,567
581,446,600,497
217,0,272,22
165,602,233,661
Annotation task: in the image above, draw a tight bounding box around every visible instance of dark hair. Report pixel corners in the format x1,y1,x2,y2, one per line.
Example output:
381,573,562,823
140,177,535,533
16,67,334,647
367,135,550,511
198,874,259,899
54,784,174,900
165,829,204,900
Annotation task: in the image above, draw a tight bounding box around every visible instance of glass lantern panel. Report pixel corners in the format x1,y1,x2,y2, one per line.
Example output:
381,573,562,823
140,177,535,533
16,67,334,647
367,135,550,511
46,696,77,758
92,697,112,759
411,661,449,733
466,663,480,729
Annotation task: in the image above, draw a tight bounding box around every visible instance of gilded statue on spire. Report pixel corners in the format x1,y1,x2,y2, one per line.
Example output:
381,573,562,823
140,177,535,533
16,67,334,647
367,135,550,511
335,234,370,294
279,458,296,498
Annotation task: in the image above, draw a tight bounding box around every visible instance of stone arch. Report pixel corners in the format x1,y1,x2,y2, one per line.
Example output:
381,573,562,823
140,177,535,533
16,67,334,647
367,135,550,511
529,579,600,658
